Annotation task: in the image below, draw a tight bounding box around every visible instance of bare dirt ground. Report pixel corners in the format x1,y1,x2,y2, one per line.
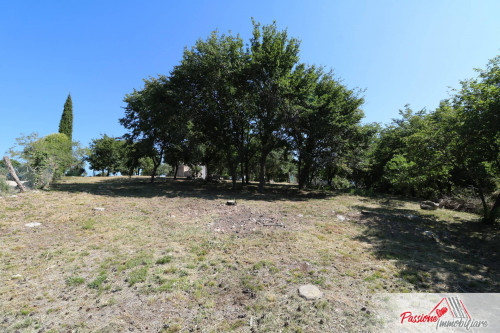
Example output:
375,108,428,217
0,177,498,332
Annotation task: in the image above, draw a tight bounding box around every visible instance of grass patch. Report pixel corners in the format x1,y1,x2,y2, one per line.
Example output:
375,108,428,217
13,318,33,329
156,255,173,265
119,253,153,271
81,218,96,230
66,276,85,286
253,260,279,274
128,267,148,286
19,305,34,316
87,273,107,289
0,176,495,332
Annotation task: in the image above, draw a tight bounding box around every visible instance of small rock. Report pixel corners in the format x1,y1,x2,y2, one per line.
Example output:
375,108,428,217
297,214,304,217
93,207,105,211
298,284,323,300
12,274,22,279
299,262,312,272
226,200,237,206
10,195,18,198
336,215,346,222
420,201,438,210
422,230,440,242
25,222,41,228
406,214,418,220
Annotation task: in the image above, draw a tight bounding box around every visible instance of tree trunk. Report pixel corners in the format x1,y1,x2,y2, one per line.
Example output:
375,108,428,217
240,128,245,186
258,153,267,193
230,163,237,190
240,162,245,185
150,148,163,183
3,156,25,192
298,160,310,190
150,163,159,183
174,164,178,180
232,171,237,190
484,193,500,225
477,186,490,222
297,154,303,189
245,158,250,184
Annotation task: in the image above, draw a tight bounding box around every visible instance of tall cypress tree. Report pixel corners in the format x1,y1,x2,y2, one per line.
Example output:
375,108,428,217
58,94,73,142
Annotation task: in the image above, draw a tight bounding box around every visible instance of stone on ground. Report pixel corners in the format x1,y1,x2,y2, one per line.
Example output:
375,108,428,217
298,284,323,300
420,201,438,210
25,222,41,228
422,230,440,242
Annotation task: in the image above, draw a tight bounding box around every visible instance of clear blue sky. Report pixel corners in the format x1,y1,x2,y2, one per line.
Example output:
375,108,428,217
1,0,499,156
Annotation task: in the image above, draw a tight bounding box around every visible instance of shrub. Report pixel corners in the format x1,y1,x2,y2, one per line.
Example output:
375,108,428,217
12,133,74,189
0,176,10,194
156,164,172,177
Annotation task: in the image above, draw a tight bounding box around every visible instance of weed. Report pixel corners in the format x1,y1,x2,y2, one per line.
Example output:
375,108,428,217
66,276,85,286
156,255,173,265
253,260,279,274
164,265,178,274
119,253,153,271
13,318,32,329
81,218,96,230
88,273,107,289
19,306,34,316
128,267,148,286
241,275,263,292
230,320,246,330
178,270,189,277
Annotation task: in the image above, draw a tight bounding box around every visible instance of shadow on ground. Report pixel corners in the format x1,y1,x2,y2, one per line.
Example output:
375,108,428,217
353,205,500,292
51,176,339,202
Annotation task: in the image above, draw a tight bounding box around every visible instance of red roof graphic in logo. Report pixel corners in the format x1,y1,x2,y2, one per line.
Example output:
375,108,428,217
428,297,471,320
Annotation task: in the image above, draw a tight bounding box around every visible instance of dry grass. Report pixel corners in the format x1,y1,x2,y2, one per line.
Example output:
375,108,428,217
0,176,498,332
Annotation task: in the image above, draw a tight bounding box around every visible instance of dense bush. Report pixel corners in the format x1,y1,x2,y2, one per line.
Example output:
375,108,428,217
0,176,10,194
10,133,77,189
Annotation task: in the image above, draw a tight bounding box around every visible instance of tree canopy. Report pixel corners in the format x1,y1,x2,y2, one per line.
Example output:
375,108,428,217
113,20,499,223
59,94,73,142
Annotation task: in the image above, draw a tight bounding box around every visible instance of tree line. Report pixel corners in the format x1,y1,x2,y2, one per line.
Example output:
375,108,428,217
88,21,499,223
5,20,498,224
106,20,366,193
365,56,499,224
89,22,500,223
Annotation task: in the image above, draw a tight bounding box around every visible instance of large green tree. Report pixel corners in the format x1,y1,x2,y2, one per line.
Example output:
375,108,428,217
247,20,300,192
287,66,364,189
121,76,189,183
453,56,500,224
86,134,125,176
171,31,247,189
58,94,73,142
